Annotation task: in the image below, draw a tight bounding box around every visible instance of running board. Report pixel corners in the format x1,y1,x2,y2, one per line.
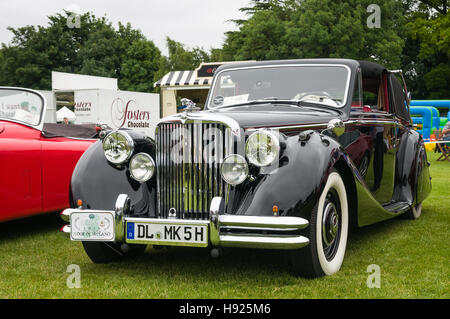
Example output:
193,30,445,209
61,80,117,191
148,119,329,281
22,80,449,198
382,201,411,214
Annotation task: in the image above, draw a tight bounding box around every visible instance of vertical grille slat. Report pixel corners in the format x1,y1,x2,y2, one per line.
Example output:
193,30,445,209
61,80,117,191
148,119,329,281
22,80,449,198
157,122,230,220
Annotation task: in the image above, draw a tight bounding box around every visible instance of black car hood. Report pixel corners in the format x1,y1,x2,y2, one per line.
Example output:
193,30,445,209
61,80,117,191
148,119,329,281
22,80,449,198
205,104,344,129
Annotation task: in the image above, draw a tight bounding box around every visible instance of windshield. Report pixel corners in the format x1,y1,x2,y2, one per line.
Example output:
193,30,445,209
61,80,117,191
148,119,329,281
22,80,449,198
208,65,350,108
0,89,44,126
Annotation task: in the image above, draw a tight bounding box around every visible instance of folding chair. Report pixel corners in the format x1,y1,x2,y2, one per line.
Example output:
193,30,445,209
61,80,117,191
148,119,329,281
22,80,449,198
436,129,450,162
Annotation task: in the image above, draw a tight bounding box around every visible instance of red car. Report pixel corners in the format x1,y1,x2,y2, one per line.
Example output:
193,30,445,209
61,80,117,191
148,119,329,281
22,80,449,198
0,87,96,222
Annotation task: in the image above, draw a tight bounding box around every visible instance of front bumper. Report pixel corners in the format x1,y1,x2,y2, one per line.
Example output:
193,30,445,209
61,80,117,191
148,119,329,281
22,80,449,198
60,195,309,250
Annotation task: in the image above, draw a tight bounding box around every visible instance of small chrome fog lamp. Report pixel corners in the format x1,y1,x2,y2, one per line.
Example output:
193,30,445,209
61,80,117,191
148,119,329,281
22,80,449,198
220,154,248,185
129,153,155,182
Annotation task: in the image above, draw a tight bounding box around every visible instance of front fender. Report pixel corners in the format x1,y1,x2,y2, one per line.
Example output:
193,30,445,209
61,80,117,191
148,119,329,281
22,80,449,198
70,133,157,217
228,131,347,221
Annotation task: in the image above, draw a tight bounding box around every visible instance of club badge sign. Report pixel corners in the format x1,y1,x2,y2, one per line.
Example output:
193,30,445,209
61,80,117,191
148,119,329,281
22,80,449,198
111,97,151,129
195,62,223,79
70,212,115,241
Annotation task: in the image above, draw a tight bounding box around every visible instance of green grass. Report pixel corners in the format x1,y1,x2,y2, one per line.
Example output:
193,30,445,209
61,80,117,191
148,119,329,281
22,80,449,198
0,151,448,299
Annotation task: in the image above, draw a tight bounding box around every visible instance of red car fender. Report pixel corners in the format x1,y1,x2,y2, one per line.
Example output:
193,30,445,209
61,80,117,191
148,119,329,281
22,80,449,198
0,120,95,222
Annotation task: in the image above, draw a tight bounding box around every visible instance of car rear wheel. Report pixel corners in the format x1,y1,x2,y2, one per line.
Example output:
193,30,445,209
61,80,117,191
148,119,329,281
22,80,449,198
82,241,147,263
404,202,422,220
290,170,349,277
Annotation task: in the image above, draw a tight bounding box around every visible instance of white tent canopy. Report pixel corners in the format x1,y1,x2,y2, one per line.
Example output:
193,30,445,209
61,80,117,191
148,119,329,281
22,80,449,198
56,106,76,122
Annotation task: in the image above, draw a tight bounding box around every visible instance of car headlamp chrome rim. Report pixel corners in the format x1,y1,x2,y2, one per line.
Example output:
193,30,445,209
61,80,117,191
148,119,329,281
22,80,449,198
245,130,280,167
220,154,249,185
129,153,155,182
102,131,134,164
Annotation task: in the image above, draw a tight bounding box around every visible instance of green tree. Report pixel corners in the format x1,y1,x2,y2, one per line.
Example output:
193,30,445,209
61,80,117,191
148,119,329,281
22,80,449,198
0,11,161,92
403,1,449,98
0,12,112,89
78,22,148,80
220,0,406,69
154,37,210,83
120,39,162,92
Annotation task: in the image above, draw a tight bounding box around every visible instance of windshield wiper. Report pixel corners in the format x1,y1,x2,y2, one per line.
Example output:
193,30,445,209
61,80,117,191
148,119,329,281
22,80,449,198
296,100,343,113
213,99,302,109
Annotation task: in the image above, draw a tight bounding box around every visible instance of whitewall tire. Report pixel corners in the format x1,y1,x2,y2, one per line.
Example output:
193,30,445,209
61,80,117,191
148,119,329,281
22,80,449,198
290,170,349,277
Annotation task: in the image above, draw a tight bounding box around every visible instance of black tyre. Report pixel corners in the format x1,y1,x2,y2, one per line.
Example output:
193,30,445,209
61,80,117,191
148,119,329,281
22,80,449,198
82,241,147,264
290,170,349,277
403,148,425,220
404,202,422,220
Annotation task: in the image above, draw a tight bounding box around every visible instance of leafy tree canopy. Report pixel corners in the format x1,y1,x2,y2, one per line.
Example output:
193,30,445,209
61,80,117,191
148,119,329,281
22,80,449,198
0,11,162,92
0,3,448,99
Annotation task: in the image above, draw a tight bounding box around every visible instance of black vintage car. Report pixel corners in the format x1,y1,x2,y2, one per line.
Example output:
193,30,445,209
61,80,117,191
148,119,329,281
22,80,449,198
61,59,432,277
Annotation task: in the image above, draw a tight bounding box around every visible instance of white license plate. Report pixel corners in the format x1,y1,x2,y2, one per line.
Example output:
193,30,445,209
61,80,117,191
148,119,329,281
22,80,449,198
70,212,115,241
126,221,208,247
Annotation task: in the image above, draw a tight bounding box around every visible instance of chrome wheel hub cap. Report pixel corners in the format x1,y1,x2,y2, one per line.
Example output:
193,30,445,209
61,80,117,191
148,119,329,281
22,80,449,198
322,200,339,247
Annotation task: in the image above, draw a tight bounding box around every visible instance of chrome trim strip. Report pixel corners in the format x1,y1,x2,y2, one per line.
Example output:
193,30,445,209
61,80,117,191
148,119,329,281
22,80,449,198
62,195,311,250
246,123,327,132
245,119,399,132
218,215,308,229
206,64,352,110
157,112,242,138
114,194,130,242
219,235,309,250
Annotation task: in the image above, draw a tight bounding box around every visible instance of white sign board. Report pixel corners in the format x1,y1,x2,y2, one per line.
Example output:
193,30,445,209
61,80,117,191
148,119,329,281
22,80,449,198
74,89,160,138
52,71,118,91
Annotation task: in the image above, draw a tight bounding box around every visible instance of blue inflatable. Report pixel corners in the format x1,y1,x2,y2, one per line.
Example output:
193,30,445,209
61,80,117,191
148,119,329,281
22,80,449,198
410,107,433,140
411,100,450,125
410,100,450,108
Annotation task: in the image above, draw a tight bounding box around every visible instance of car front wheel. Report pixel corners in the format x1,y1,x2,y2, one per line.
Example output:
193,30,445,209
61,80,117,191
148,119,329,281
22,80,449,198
290,170,349,277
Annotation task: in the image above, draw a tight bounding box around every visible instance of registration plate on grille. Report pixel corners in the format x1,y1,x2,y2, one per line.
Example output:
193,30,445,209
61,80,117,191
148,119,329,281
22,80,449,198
125,220,209,247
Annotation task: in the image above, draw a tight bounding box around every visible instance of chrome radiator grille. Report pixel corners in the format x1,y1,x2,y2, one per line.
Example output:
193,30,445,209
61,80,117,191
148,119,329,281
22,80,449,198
156,122,233,220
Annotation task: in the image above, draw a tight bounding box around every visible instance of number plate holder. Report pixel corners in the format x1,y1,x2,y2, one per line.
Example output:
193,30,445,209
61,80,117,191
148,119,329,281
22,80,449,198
125,219,209,247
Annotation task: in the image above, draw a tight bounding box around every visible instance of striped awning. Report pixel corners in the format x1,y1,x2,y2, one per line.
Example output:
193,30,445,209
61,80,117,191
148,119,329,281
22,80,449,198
154,70,212,88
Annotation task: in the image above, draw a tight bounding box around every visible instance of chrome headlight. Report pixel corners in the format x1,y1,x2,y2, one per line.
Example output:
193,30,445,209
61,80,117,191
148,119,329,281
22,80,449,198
129,153,155,182
221,154,248,185
245,130,280,167
103,131,134,164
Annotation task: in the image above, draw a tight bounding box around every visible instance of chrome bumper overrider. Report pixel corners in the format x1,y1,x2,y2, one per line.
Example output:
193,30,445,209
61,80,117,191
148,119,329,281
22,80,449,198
60,195,310,250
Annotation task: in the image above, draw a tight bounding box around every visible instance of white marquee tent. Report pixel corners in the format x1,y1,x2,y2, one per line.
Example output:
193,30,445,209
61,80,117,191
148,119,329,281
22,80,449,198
56,106,76,122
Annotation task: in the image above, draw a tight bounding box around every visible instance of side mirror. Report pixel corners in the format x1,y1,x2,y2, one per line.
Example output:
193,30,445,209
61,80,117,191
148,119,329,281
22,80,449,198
326,119,345,137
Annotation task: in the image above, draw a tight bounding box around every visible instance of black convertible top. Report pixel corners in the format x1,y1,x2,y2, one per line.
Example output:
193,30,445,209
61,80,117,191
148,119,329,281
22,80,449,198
358,61,387,80
43,123,99,139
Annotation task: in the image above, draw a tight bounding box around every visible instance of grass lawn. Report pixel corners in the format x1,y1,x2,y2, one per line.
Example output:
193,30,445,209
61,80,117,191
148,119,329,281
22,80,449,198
0,151,448,299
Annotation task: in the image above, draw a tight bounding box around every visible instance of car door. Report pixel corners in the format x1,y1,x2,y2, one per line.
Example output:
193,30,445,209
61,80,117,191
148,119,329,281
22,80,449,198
0,122,42,221
346,69,399,205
